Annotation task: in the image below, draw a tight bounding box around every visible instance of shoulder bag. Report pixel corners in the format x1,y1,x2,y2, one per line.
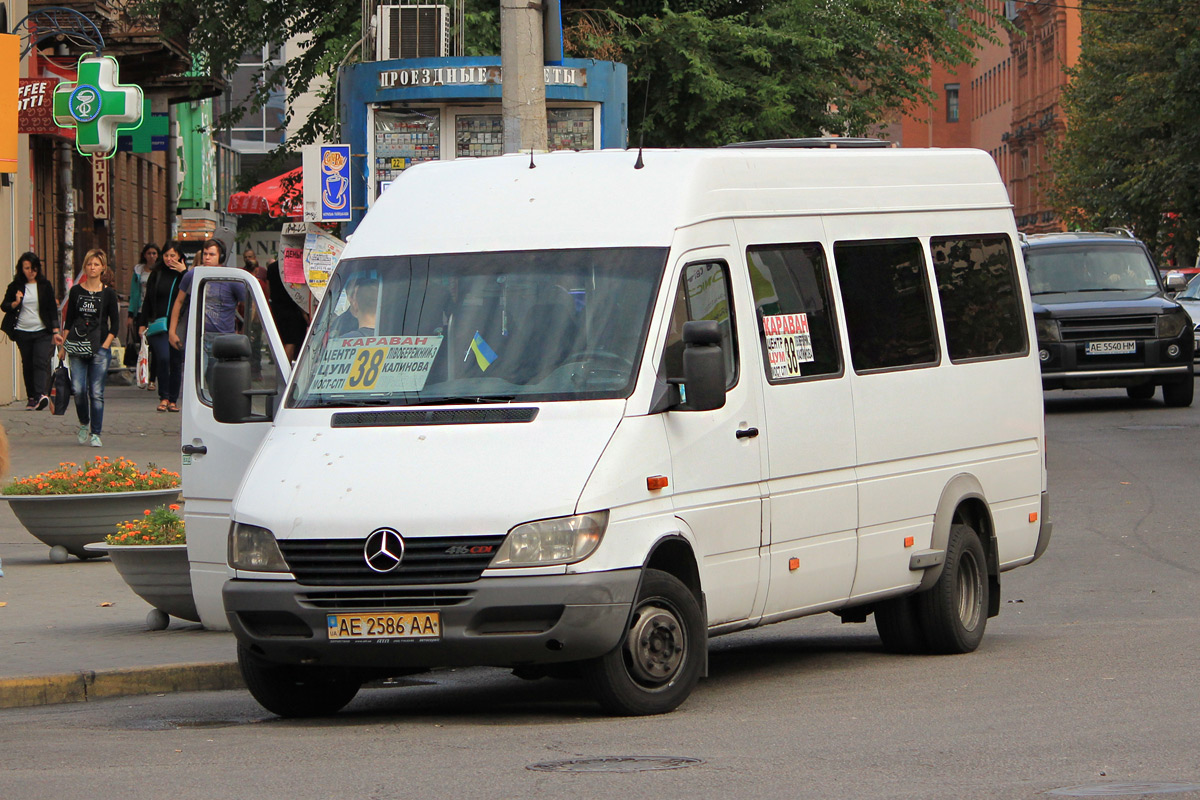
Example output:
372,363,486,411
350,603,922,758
144,273,181,337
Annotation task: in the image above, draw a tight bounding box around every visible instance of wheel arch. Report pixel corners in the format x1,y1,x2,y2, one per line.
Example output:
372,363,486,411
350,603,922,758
918,474,999,597
639,530,708,677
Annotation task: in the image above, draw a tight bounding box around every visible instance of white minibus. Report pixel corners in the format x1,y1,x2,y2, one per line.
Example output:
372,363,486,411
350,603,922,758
181,141,1051,717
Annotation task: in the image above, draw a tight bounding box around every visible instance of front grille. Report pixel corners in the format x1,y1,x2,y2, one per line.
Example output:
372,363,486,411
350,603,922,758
331,408,538,427
279,535,507,586
299,589,474,609
1059,315,1157,341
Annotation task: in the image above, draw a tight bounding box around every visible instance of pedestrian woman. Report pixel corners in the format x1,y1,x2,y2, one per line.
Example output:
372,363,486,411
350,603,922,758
137,240,187,412
126,242,158,377
1,252,63,410
63,249,120,447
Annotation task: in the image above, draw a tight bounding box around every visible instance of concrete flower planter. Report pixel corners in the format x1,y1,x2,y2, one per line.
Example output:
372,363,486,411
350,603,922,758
2,488,182,562
84,543,200,629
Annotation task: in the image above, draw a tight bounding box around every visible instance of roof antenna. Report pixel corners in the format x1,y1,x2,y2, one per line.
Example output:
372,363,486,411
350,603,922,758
634,76,651,170
529,148,536,169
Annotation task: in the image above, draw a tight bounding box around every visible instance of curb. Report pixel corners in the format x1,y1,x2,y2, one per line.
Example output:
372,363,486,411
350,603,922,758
0,662,243,710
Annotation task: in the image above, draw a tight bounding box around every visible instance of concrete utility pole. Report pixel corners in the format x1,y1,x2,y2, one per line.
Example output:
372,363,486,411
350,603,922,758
500,0,547,154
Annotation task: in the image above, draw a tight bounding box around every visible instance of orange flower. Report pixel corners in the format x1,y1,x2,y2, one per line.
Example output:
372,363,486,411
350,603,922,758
169,504,180,511
144,509,152,515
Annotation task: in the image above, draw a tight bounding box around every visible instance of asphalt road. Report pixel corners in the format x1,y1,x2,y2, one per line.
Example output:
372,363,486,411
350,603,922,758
1,387,1198,800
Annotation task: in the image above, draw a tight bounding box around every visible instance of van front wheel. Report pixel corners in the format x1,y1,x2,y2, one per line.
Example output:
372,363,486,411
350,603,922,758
238,644,361,718
915,523,988,654
583,569,704,716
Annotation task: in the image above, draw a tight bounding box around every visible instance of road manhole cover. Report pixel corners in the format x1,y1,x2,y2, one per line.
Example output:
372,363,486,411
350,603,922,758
1047,783,1200,797
527,756,703,773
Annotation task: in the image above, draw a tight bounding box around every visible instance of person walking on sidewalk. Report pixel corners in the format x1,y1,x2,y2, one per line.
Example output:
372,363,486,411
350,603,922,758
137,241,188,412
169,239,244,393
1,252,63,410
126,242,159,382
63,249,120,447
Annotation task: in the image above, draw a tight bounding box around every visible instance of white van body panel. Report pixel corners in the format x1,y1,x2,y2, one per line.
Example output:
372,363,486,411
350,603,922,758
346,149,1013,259
235,402,627,540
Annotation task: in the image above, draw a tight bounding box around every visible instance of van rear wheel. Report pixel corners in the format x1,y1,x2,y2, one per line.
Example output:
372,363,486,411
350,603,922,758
238,644,361,718
582,569,704,716
915,523,988,654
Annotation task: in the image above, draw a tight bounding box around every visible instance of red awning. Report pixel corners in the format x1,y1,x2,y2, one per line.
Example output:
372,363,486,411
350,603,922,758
226,167,303,218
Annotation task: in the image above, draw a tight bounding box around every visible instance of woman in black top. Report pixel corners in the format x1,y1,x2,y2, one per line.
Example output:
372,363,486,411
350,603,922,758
64,249,120,447
136,240,189,411
266,258,310,361
1,252,63,409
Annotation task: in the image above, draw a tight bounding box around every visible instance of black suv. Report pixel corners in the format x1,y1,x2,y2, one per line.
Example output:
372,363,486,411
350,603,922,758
1024,231,1194,406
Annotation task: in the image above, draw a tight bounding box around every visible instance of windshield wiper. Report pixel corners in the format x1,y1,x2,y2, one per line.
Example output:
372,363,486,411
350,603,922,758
406,395,518,406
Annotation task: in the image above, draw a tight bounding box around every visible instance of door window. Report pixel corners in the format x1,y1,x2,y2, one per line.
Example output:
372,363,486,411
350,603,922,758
747,243,841,381
195,277,279,411
661,261,738,389
930,234,1028,362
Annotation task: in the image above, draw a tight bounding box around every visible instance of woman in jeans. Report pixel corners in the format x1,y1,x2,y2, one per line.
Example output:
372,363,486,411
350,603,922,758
137,241,188,412
1,252,63,409
63,249,120,447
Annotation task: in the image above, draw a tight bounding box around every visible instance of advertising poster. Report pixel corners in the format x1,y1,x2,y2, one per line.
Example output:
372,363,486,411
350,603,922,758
303,232,344,301
319,144,351,222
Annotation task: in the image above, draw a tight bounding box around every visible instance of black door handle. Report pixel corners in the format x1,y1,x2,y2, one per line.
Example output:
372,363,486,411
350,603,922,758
181,443,208,455
735,427,759,440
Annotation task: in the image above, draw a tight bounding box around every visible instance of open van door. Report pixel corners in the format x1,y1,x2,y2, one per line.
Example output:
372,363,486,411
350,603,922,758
180,267,292,629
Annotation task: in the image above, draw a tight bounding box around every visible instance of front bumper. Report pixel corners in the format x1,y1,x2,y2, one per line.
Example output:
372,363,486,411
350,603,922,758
1038,334,1193,390
224,568,641,670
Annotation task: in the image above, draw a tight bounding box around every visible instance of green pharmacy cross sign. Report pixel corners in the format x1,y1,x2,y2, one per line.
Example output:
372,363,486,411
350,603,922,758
53,55,144,157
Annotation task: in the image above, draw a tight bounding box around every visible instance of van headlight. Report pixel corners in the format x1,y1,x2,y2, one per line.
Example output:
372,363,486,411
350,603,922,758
1035,317,1060,343
489,511,609,567
1158,310,1190,338
229,523,290,572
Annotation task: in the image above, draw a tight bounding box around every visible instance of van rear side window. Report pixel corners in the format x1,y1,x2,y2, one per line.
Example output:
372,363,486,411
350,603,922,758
930,235,1028,362
747,243,841,381
833,239,939,372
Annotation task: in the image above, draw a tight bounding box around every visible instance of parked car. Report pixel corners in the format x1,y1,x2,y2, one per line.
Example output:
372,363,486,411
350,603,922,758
1171,273,1200,362
1024,230,1194,406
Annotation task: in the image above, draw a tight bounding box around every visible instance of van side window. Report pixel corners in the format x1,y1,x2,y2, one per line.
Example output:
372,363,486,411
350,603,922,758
661,261,738,389
930,235,1029,362
746,244,841,381
833,239,938,372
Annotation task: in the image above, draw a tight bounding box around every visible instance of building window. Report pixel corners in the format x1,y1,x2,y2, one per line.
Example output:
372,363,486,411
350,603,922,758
945,83,960,123
228,44,287,154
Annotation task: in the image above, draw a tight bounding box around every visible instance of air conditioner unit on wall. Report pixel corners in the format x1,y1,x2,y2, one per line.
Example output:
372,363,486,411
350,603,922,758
376,4,450,60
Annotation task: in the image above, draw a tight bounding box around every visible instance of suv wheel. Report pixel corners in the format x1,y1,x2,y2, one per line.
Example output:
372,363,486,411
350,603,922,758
1162,377,1194,407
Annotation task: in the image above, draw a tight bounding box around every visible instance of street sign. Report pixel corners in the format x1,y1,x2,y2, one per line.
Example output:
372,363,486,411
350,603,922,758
52,54,143,157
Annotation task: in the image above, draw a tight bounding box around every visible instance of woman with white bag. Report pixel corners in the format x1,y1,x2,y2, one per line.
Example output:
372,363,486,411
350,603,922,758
136,241,188,412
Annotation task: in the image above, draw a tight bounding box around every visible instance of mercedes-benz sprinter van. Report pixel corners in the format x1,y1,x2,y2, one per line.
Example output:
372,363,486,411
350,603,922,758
181,142,1051,717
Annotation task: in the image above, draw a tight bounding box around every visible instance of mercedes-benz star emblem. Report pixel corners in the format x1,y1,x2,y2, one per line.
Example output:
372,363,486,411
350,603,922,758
364,528,405,573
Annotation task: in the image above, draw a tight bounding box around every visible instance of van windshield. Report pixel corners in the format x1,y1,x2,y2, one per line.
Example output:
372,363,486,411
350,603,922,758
1025,243,1160,294
288,248,668,408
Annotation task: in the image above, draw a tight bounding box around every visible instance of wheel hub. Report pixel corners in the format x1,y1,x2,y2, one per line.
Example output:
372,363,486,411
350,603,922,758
625,604,685,685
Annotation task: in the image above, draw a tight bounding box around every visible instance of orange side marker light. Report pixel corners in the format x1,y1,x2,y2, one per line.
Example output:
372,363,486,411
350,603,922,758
788,557,800,572
1029,512,1038,523
903,536,914,548
647,475,669,491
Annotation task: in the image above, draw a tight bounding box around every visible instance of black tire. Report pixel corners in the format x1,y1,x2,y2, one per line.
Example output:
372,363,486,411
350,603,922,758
915,523,988,654
582,569,705,716
1126,384,1156,401
238,644,360,718
1162,377,1194,407
874,594,928,654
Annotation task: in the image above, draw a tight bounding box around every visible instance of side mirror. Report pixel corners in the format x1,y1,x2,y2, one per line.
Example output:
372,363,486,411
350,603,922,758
680,320,726,411
212,334,254,424
1165,271,1187,291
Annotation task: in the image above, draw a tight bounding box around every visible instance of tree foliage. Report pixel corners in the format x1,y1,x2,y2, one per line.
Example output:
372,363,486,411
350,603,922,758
563,0,1003,146
150,0,1002,180
1050,1,1200,265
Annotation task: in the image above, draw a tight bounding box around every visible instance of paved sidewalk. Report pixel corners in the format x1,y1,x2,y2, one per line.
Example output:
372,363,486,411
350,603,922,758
0,379,242,709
